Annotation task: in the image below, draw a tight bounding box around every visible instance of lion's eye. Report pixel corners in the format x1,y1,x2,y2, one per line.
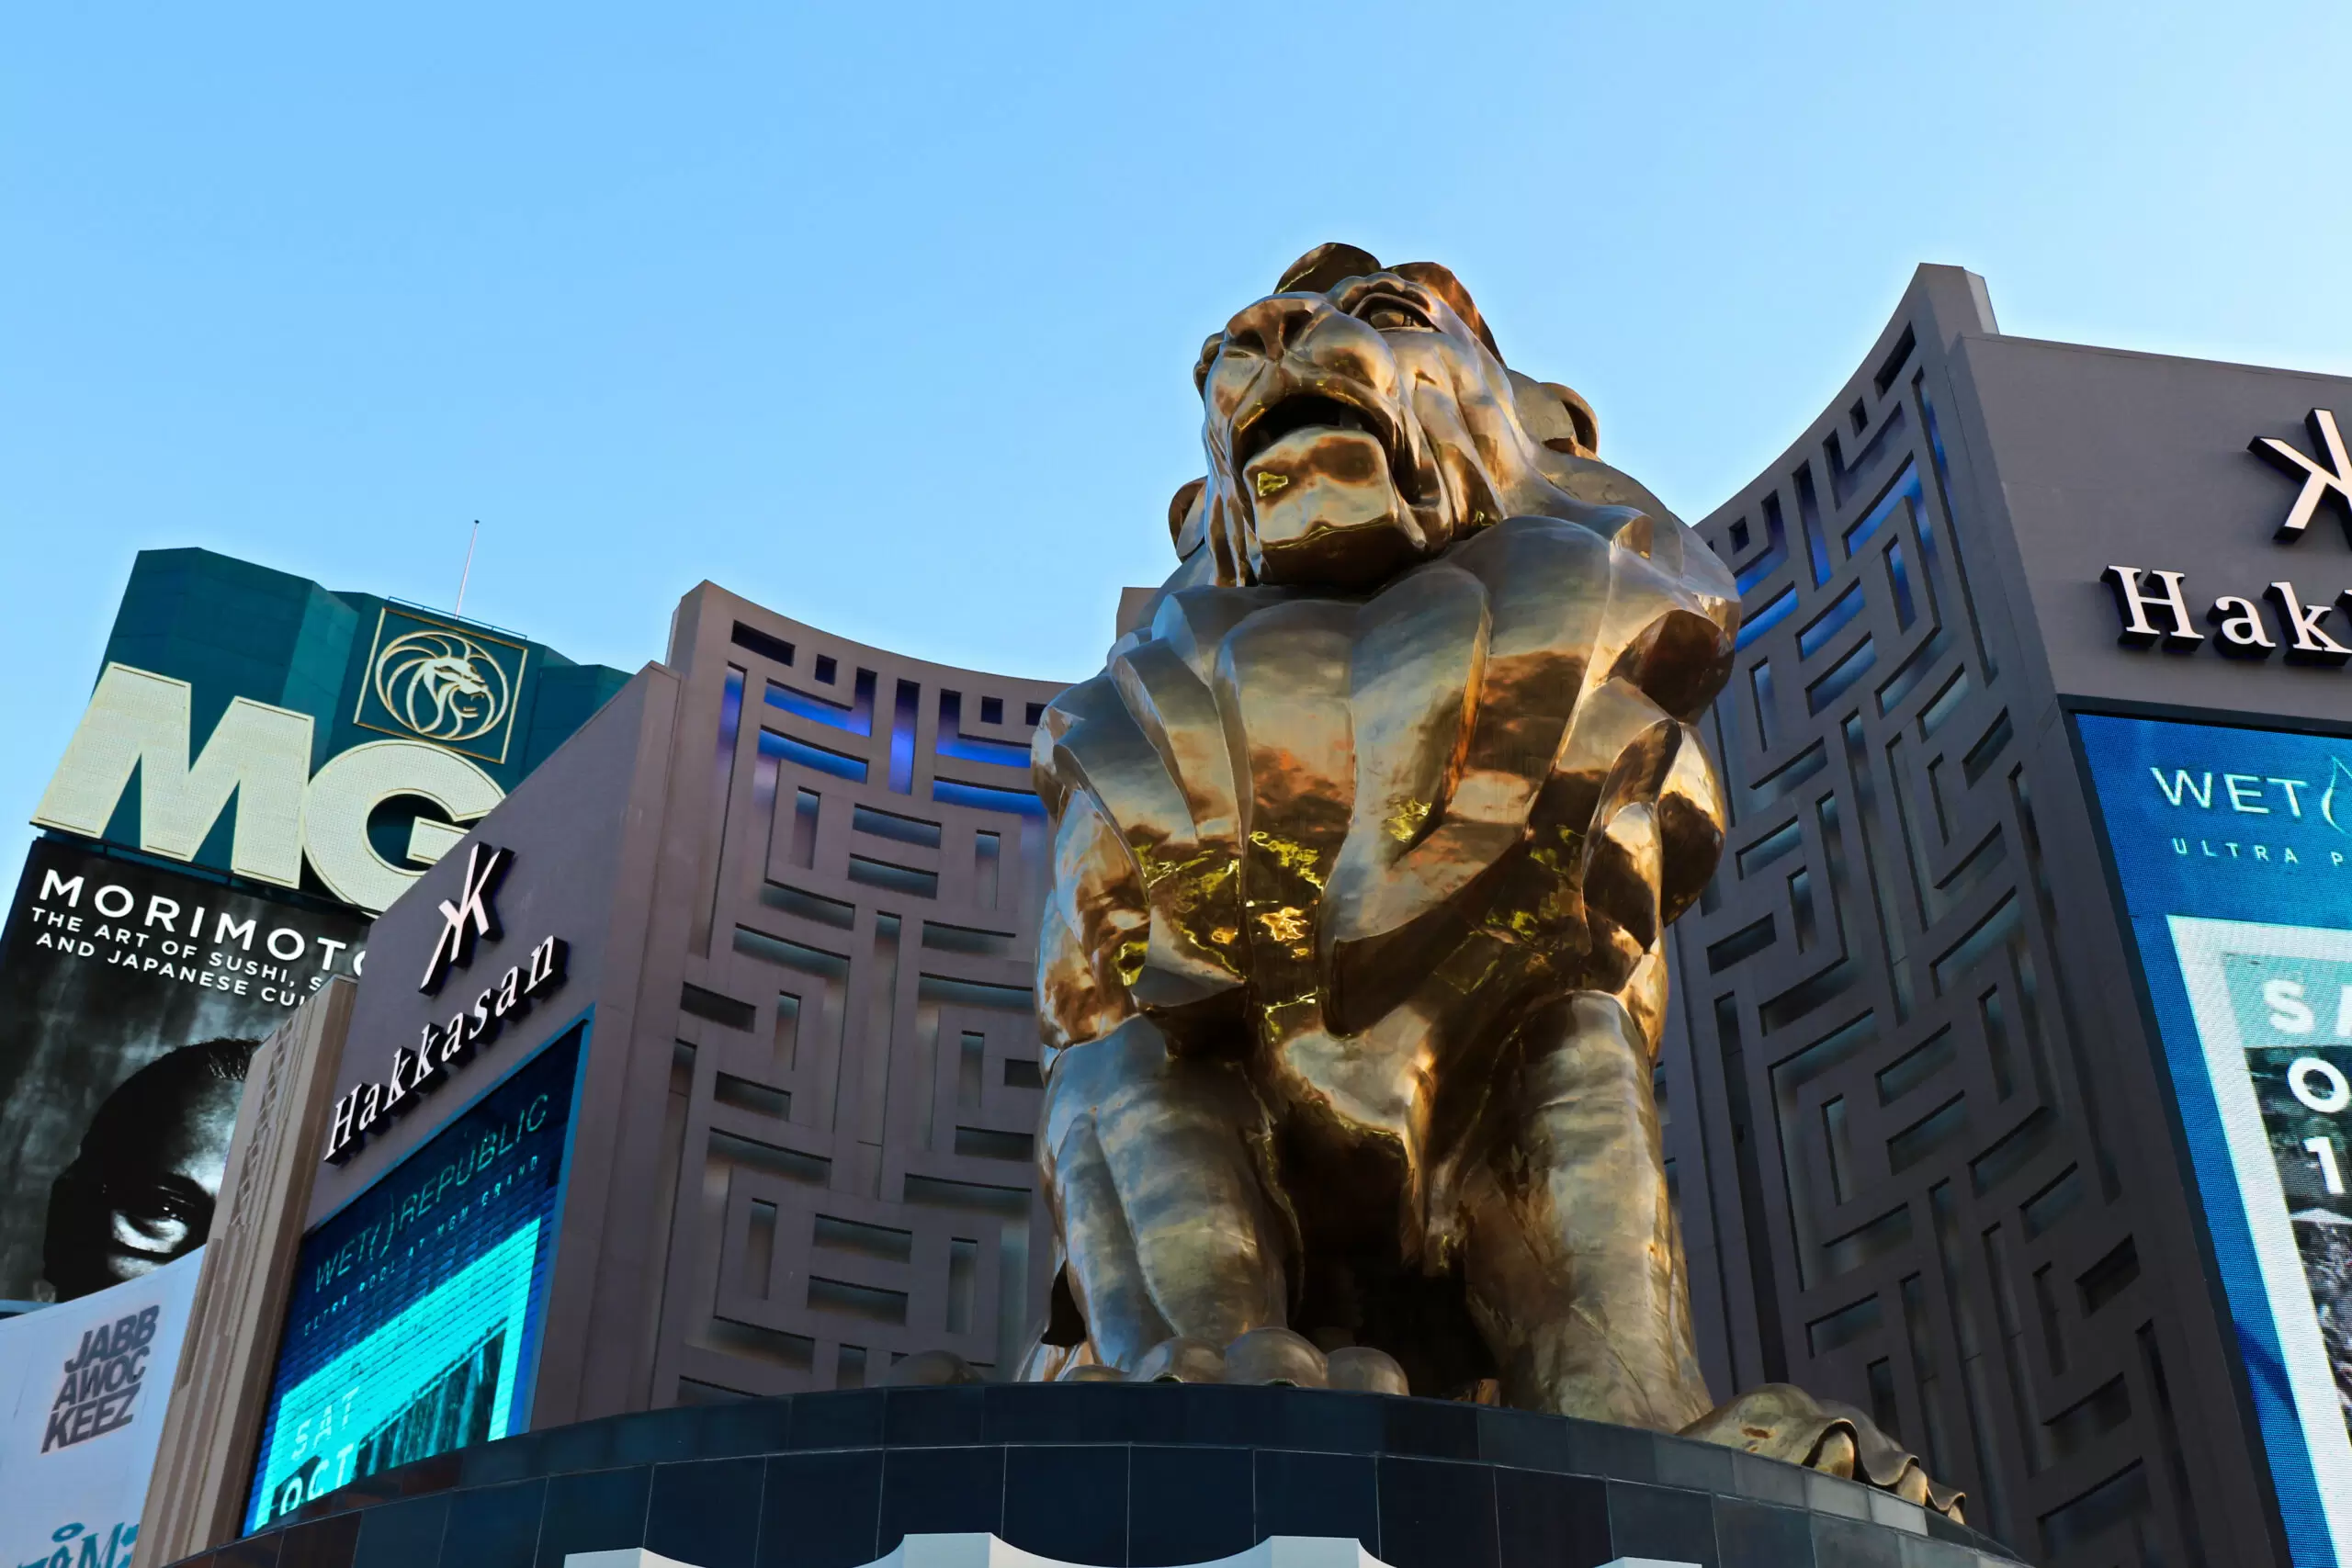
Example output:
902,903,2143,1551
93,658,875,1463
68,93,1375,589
1357,296,1433,333
1193,333,1226,392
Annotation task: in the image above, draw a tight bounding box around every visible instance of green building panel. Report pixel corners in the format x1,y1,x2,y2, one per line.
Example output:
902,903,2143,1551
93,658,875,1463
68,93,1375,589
83,547,634,882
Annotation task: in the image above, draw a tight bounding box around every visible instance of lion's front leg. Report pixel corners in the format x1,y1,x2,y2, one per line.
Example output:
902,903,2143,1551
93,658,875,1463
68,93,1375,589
1036,1014,1293,1375
1464,991,1713,1430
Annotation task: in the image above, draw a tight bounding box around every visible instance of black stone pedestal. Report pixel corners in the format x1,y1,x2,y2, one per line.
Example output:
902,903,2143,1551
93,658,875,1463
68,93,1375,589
182,1384,2022,1568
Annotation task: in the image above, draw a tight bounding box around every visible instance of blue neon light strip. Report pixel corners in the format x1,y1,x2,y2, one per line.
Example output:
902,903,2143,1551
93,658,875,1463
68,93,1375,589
933,777,1043,817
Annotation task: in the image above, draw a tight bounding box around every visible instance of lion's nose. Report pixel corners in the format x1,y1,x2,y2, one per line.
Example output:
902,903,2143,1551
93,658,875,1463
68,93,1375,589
1223,293,1329,360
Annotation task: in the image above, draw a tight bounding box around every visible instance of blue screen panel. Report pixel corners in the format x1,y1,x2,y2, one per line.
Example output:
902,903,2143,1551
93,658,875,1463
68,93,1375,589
243,1017,588,1531
2076,715,2352,1566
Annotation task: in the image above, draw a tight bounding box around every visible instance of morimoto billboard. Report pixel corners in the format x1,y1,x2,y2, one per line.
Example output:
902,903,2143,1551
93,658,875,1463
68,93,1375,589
0,840,368,1303
0,547,628,1305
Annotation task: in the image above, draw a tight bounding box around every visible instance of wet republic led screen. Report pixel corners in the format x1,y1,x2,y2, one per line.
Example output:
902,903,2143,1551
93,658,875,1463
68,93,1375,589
243,1020,587,1531
2076,714,2352,1565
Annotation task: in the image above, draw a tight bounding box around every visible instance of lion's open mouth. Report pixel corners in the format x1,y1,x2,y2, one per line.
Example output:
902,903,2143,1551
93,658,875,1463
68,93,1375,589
1233,393,1385,469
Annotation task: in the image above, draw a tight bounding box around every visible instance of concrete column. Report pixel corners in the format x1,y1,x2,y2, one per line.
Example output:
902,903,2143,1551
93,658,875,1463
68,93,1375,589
136,977,356,1559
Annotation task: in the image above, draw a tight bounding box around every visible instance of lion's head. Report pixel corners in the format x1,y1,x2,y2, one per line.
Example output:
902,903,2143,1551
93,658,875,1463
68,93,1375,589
378,632,503,741
1177,241,1652,592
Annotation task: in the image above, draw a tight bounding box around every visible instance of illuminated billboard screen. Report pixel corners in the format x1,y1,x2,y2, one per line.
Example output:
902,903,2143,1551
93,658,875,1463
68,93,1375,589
244,1019,586,1531
2077,714,2352,1563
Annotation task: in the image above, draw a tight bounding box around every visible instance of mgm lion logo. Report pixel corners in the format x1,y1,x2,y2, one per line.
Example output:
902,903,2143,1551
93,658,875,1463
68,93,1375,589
371,629,512,747
997,243,1960,1517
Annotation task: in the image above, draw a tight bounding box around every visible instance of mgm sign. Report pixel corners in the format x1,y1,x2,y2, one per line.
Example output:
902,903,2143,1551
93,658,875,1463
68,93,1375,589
33,660,508,916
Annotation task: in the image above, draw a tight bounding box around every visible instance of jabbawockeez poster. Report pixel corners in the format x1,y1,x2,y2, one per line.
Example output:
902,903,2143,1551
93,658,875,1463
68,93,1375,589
0,839,368,1303
0,1247,201,1568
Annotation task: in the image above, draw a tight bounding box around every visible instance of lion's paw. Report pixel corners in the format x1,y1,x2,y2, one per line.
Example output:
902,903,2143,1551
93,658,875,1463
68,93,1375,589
1128,1335,1229,1383
978,1329,1409,1394
885,1348,986,1387
1678,1383,1964,1522
1117,1328,1408,1394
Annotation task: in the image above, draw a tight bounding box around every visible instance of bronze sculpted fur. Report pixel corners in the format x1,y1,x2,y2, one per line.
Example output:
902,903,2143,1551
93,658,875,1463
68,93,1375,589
1012,243,1957,1516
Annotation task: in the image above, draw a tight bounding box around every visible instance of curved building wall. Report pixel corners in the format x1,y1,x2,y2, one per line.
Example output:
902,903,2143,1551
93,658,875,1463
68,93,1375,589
1659,267,2265,1565
139,581,1076,1557
651,586,1068,1398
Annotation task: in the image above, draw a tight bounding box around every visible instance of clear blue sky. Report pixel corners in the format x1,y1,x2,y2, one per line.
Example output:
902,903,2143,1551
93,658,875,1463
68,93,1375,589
6,2,2351,895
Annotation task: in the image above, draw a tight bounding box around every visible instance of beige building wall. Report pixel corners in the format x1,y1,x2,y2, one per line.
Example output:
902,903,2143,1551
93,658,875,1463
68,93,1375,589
138,581,1071,1553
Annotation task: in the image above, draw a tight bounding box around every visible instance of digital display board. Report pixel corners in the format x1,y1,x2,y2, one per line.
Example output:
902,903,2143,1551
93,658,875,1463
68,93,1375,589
243,1018,587,1530
2077,714,2352,1564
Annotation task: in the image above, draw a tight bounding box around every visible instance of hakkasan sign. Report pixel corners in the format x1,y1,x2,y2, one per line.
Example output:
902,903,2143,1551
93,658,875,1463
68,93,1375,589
322,844,570,1165
2104,409,2352,664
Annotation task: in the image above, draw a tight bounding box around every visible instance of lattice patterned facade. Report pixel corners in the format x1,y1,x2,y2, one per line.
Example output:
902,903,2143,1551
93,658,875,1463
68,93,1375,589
650,586,1069,1401
1661,268,2248,1567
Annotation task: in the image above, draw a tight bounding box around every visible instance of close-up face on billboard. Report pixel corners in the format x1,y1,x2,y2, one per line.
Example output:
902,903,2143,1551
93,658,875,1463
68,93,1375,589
243,1019,587,1531
2076,713,2352,1563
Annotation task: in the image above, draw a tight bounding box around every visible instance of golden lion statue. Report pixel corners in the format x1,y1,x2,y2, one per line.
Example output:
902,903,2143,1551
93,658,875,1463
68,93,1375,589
1008,242,1958,1517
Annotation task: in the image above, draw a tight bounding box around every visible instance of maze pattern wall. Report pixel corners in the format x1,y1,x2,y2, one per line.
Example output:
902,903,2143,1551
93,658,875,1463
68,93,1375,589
1661,271,2214,1568
649,595,1068,1404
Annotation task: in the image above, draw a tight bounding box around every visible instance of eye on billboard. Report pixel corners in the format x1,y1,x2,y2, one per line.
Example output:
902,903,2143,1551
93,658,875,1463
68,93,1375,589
0,840,368,1304
243,1020,587,1530
2077,714,2352,1565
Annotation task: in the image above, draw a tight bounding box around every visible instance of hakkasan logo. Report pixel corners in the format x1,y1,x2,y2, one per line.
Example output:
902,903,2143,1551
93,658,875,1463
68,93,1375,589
323,842,567,1164
353,606,528,764
2103,409,2352,662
